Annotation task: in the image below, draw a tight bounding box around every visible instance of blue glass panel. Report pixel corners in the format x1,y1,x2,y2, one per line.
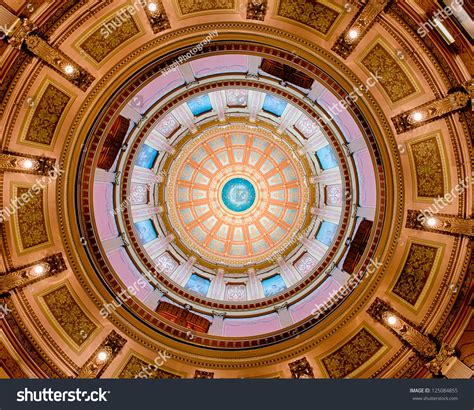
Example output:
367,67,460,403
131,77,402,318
187,94,212,116
316,221,338,246
134,219,158,244
185,274,211,296
316,145,338,170
136,144,158,169
262,274,287,297
221,178,256,212
262,94,287,117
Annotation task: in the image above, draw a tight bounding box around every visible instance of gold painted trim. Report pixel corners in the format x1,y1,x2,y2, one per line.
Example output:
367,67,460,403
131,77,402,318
10,182,53,255
356,35,423,108
272,0,344,40
36,280,103,354
172,0,239,19
406,130,450,203
19,78,76,151
317,323,389,378
389,237,445,312
112,350,187,378
74,2,146,68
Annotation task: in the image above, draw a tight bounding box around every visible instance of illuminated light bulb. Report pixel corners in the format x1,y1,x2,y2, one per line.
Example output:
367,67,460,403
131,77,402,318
412,111,423,122
22,159,34,169
147,2,158,12
386,315,397,326
426,217,438,227
64,65,75,75
348,29,359,40
32,265,45,275
97,350,108,362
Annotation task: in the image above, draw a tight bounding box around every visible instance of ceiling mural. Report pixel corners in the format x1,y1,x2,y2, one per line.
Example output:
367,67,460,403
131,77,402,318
0,0,471,385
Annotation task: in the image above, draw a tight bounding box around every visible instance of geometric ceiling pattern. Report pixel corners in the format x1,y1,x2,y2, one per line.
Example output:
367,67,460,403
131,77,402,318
0,0,471,381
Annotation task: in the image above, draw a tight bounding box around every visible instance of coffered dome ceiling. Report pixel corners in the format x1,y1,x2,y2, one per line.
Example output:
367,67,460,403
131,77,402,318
0,0,472,379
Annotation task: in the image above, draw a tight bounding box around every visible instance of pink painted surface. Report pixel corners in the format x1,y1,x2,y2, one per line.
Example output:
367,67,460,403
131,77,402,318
353,149,377,207
133,70,185,114
223,313,281,337
93,182,118,240
289,277,340,323
107,248,154,300
190,55,248,78
317,91,362,142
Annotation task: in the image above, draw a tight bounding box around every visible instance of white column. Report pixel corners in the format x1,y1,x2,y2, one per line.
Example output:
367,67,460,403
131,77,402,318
277,105,300,134
121,104,143,123
330,267,350,286
300,237,325,260
208,312,225,336
209,91,226,122
347,138,367,154
171,256,197,283
442,357,473,379
143,288,165,310
357,206,375,221
298,129,326,155
247,56,261,76
275,304,293,328
208,268,225,300
102,236,124,253
178,63,195,83
95,169,116,183
148,129,175,154
247,268,261,299
248,91,265,122
146,234,174,259
277,257,301,283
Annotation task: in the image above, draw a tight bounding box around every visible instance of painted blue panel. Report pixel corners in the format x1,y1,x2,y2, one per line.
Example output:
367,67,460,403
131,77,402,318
316,221,338,246
185,274,211,296
134,219,158,244
262,274,287,297
221,178,256,212
316,145,338,170
136,144,158,169
262,94,287,117
187,94,212,116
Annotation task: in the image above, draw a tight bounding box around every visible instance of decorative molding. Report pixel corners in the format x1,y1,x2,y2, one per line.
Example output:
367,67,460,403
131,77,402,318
176,0,235,16
276,0,342,37
143,1,170,33
406,210,474,237
247,0,267,21
0,253,66,294
77,331,127,378
12,183,52,254
41,283,99,350
21,80,74,149
194,369,214,378
78,8,141,65
289,357,314,378
367,298,437,358
0,152,56,175
392,81,473,133
117,353,180,378
320,327,384,378
407,133,447,200
332,0,389,59
359,38,420,105
391,242,440,306
7,19,94,90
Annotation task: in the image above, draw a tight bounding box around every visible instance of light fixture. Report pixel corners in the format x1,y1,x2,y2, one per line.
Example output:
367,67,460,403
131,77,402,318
21,159,34,169
411,111,424,122
426,217,438,227
64,64,75,75
386,315,397,326
96,350,109,362
147,2,158,13
347,29,359,40
32,264,45,276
